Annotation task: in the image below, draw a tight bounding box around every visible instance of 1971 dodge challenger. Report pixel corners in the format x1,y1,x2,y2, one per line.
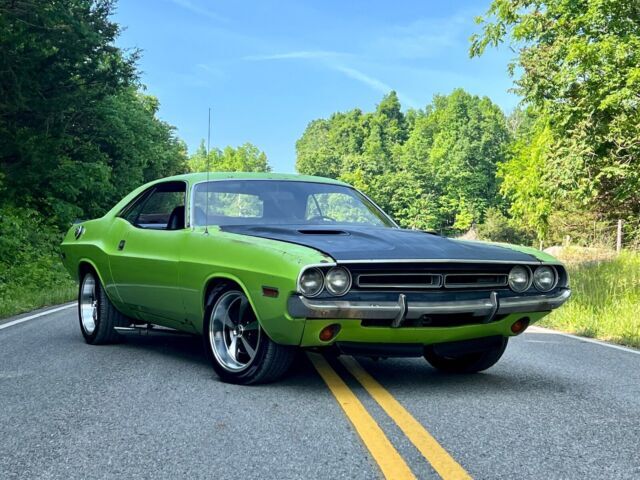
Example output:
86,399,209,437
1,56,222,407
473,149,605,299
61,172,571,384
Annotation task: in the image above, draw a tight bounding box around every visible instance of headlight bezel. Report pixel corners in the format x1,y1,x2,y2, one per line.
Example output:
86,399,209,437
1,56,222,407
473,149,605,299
533,265,558,292
324,267,352,296
508,265,532,293
297,267,325,297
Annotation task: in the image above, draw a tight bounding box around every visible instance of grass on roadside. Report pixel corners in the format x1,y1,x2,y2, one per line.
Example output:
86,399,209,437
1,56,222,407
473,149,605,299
541,250,640,348
0,278,78,318
0,282,76,319
0,254,76,319
0,207,77,318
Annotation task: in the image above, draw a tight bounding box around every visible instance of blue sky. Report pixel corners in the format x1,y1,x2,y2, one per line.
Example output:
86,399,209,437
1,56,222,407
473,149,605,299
114,0,517,173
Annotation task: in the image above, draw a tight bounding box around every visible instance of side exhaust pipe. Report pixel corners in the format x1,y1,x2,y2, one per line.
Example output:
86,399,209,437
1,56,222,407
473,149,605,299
114,324,191,336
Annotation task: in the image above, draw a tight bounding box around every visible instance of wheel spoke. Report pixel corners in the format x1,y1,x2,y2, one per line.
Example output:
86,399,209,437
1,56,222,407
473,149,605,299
243,320,259,331
209,291,261,372
221,312,234,328
229,336,238,360
240,336,256,358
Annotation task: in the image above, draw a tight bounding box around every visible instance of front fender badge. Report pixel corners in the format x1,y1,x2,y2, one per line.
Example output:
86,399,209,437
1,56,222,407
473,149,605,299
74,225,85,240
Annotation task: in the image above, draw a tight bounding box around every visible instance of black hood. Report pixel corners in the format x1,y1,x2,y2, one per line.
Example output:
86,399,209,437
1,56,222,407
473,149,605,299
220,225,540,263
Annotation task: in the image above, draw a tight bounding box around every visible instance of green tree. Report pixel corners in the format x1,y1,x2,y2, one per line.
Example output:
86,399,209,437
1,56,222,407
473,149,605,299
0,0,189,315
0,0,187,226
188,142,271,173
471,0,640,226
295,109,368,179
476,207,535,245
498,111,553,238
401,89,509,231
297,90,510,234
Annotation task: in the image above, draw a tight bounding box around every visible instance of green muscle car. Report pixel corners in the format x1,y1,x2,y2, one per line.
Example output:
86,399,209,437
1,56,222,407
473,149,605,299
61,172,571,384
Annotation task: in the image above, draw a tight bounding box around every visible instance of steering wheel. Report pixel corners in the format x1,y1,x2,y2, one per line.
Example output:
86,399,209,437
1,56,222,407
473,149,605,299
308,215,337,223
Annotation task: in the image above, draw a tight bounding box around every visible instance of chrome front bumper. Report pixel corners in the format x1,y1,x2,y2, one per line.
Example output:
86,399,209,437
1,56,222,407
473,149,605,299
288,288,571,324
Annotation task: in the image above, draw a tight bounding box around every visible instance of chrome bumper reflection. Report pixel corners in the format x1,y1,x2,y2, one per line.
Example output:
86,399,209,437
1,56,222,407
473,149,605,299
288,288,571,322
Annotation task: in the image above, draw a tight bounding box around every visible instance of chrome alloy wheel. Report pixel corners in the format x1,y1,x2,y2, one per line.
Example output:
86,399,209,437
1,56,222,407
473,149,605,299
209,291,261,372
80,274,98,335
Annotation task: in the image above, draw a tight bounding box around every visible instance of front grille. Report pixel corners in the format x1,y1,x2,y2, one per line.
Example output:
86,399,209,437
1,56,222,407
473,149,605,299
443,274,508,289
348,262,515,292
356,273,443,289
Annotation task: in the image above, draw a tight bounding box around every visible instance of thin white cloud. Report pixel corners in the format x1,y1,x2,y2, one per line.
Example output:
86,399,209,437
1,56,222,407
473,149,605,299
243,51,344,61
331,65,418,108
330,65,391,92
168,0,228,23
373,13,472,59
243,50,417,107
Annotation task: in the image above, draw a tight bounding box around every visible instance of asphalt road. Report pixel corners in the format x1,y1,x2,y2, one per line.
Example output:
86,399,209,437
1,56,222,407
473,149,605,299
1,305,638,479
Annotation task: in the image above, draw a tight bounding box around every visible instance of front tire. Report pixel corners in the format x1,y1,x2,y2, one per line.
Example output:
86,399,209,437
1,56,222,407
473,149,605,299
203,286,295,385
424,337,508,374
78,270,128,345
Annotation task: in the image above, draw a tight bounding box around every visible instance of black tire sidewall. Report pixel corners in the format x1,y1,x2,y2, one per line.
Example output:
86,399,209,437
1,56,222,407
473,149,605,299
424,337,508,374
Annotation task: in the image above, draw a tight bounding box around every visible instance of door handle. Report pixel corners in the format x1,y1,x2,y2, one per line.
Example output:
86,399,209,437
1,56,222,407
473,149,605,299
118,240,126,251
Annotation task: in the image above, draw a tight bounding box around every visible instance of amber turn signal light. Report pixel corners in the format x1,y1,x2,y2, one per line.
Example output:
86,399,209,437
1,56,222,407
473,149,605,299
510,317,530,335
319,324,341,342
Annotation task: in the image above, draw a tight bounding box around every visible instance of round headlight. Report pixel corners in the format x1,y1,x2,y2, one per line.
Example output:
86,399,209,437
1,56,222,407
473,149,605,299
325,267,352,296
533,266,557,292
508,266,531,293
298,268,324,297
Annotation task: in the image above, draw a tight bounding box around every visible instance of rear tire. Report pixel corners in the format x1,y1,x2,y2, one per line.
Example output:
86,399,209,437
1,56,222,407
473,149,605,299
203,285,295,385
78,270,128,345
424,337,508,373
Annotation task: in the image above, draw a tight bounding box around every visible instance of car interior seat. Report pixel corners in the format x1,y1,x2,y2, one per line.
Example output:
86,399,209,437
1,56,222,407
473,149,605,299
167,205,185,230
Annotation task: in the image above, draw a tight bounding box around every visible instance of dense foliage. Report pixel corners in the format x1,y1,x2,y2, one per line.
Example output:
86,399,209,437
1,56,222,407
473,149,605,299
471,0,640,241
0,0,188,227
0,207,76,317
188,141,271,173
296,89,510,233
0,0,188,316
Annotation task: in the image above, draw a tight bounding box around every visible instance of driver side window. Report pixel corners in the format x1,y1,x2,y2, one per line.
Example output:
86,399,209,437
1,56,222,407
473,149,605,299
120,182,186,230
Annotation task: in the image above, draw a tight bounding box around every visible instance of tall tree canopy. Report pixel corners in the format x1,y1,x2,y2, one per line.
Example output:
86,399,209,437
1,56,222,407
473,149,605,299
296,90,510,233
188,141,271,173
471,0,640,234
0,0,189,314
0,0,187,225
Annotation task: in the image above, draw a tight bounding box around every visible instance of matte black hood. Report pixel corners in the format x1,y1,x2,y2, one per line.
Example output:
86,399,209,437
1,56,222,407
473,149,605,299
220,225,540,263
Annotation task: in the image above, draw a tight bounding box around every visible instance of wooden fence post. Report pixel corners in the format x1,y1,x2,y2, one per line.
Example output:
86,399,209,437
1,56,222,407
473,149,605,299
616,219,623,253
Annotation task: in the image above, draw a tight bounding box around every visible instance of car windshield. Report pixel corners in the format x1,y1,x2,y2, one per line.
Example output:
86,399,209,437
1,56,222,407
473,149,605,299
191,180,396,228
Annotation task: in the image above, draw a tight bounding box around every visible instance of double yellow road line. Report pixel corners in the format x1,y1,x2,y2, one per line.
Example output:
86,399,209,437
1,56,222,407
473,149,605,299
308,353,471,480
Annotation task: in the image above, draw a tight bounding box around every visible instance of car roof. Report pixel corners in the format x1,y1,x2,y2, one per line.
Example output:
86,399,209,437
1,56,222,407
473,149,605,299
156,172,350,187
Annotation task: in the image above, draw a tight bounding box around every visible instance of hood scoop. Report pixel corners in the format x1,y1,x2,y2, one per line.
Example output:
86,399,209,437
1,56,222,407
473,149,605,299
297,229,349,235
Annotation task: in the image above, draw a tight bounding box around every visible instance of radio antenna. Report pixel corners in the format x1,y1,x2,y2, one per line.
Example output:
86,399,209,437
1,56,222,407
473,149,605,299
204,107,211,235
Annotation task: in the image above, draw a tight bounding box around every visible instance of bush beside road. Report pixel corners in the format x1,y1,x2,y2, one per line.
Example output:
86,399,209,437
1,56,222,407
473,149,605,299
0,208,75,319
541,250,640,348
